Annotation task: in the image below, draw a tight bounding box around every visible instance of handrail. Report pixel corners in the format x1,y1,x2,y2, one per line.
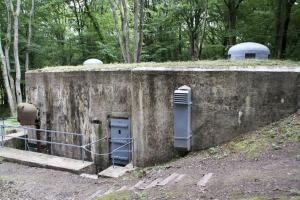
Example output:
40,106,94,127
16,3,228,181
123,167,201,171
0,125,83,137
83,136,108,147
0,125,134,168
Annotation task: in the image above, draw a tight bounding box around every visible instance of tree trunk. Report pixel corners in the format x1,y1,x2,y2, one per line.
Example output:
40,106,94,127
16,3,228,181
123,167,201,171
133,0,139,62
275,0,295,59
12,0,23,104
133,0,145,63
189,34,200,61
25,0,34,71
228,5,237,45
83,0,104,41
0,37,17,116
108,0,128,63
224,0,244,46
137,0,145,62
4,0,16,100
120,0,131,63
198,0,208,59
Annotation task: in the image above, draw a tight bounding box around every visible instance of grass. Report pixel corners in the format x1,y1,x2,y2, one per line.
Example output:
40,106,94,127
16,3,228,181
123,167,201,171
207,113,300,160
2,118,20,126
96,190,145,200
30,59,300,73
0,117,20,135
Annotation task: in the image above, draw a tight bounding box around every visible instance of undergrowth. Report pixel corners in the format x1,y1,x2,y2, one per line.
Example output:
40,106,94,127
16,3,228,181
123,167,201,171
207,113,300,160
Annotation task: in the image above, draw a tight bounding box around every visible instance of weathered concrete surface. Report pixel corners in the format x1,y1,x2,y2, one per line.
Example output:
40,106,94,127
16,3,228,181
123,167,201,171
98,163,134,178
26,71,132,170
26,64,300,167
0,147,95,174
131,69,300,166
2,131,26,149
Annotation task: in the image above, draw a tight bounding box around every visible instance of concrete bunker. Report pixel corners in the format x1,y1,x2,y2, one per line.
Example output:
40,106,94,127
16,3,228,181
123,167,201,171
228,42,270,60
24,61,300,169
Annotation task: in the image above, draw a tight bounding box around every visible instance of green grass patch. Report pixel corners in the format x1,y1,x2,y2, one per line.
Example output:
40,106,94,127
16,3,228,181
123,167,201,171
1,117,20,135
31,59,300,73
2,118,20,126
96,190,143,200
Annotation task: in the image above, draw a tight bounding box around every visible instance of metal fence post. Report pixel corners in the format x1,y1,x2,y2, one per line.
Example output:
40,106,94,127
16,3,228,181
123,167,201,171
1,118,5,147
24,127,26,150
112,156,115,168
81,134,85,163
0,125,3,148
132,139,134,168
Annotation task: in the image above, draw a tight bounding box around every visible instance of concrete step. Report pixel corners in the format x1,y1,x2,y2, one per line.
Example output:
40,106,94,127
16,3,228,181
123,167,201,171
98,163,134,178
134,173,187,190
91,173,187,199
197,173,213,187
0,147,95,174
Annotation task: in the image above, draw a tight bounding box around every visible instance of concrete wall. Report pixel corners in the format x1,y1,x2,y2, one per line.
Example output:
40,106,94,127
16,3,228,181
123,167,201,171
26,70,132,169
26,66,300,168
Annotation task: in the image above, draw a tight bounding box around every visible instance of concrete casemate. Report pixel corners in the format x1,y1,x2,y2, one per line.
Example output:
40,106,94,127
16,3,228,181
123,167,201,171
26,62,300,168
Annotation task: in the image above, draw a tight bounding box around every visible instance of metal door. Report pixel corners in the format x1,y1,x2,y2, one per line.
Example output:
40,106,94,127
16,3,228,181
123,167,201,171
110,118,131,166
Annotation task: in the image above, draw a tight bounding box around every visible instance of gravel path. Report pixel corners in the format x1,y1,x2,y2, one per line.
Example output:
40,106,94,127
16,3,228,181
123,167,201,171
0,114,299,200
0,142,299,200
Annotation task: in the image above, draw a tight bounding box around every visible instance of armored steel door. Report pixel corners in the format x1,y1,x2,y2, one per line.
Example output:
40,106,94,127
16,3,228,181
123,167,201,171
110,118,131,166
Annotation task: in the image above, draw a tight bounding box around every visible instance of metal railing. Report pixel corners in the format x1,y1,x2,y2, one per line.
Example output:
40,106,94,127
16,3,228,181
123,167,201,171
0,122,134,168
83,138,134,168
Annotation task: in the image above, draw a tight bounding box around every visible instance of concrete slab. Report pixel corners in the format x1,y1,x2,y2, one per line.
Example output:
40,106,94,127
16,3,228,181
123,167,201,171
0,147,95,174
98,163,134,178
174,174,186,183
80,173,98,180
157,173,180,186
141,178,163,190
2,130,27,142
197,173,213,187
133,180,145,189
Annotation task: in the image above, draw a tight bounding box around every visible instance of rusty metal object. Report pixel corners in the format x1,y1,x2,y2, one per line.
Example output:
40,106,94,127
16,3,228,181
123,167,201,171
17,103,42,152
17,103,38,126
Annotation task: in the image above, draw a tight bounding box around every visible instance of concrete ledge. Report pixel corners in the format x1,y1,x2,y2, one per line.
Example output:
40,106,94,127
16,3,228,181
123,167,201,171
2,131,27,149
0,147,95,174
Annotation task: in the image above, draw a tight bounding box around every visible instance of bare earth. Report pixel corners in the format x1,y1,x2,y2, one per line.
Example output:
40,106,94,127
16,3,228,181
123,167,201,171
0,114,300,200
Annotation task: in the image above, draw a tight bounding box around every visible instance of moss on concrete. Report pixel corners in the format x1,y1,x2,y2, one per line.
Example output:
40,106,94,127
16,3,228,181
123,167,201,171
29,59,300,73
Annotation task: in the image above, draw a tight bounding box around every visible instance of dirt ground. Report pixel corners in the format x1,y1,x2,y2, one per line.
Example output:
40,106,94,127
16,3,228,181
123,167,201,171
0,114,299,200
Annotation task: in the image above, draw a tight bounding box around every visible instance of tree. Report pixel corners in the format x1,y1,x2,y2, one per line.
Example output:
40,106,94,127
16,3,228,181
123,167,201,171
108,0,145,63
0,29,17,115
175,0,208,60
223,0,244,46
25,0,34,71
12,0,23,104
275,0,296,58
0,0,24,116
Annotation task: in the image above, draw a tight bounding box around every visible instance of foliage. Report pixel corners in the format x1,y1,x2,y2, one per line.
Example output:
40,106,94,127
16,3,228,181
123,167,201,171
0,0,300,114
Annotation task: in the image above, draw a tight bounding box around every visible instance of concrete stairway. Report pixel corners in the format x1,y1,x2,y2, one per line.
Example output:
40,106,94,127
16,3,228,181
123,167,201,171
89,173,187,199
0,147,95,174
